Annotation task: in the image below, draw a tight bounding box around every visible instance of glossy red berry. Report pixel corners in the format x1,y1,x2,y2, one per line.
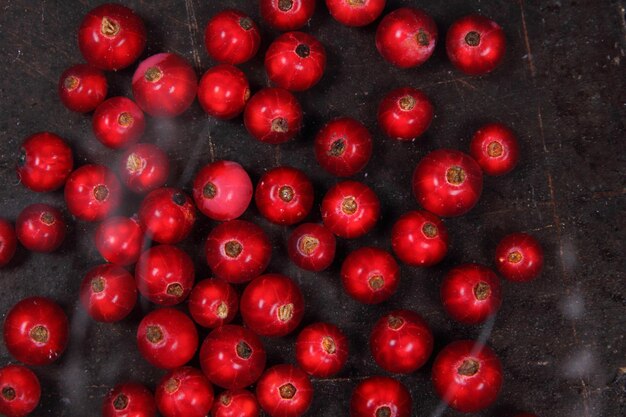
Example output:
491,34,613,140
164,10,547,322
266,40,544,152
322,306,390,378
58,64,107,112
188,278,238,328
211,389,260,417
432,340,503,412
79,263,137,322
350,376,411,417
255,166,314,225
265,32,327,92
65,164,122,222
139,188,196,244
135,245,195,306
314,118,373,177
287,223,336,272
94,216,145,266
412,149,483,217
0,365,40,417
321,181,380,239
16,204,66,253
341,247,399,305
119,143,170,194
295,322,349,377
0,220,17,267
260,0,316,31
244,88,303,144
240,274,304,337
256,365,313,417
3,297,69,366
200,325,267,390
198,65,250,119
155,367,214,417
132,53,198,117
193,160,253,221
495,233,544,282
377,87,434,141
93,97,145,149
326,0,386,27
469,123,520,176
16,132,73,192
205,220,271,283
446,15,506,75
391,210,448,267
102,382,156,417
205,10,261,64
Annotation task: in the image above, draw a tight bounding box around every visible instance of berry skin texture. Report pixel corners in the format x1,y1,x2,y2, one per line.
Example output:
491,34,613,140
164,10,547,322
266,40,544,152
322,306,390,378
102,382,156,417
211,389,260,417
391,210,448,267
378,87,434,141
188,278,239,329
139,187,196,244
256,365,313,417
3,297,69,366
92,97,145,149
341,247,399,305
198,65,250,119
136,308,198,370
0,365,41,417
431,340,503,413
64,164,122,222
295,322,349,378
0,219,17,267
192,160,253,221
205,220,271,283
470,123,520,176
155,367,214,417
255,166,314,225
200,325,267,390
326,0,386,27
321,181,380,239
205,10,261,65
260,0,316,31
119,143,170,194
79,263,138,323
495,233,544,282
350,376,411,417
135,245,195,306
287,223,336,272
265,31,327,92
244,88,303,144
17,132,73,192
132,53,198,118
240,274,304,337
376,8,438,69
314,118,373,177
446,15,506,75
58,64,107,113
16,204,66,253
78,4,147,71
94,216,145,266
441,263,502,325
412,149,483,217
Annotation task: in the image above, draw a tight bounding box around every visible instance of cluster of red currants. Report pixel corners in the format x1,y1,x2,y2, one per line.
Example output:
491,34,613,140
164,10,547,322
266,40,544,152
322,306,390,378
0,2,544,417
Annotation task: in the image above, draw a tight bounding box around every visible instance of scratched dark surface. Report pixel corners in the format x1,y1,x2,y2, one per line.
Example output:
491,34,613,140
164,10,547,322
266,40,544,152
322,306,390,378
0,0,624,416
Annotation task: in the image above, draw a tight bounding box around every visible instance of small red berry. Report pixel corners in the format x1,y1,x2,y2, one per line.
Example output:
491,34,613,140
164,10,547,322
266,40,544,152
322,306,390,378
211,389,260,417
0,219,17,267
256,365,313,417
341,247,399,305
255,166,314,225
469,123,520,176
119,143,170,194
287,223,336,272
0,365,41,417
198,65,250,119
102,382,156,417
495,233,544,282
326,0,386,27
321,180,380,239
92,97,145,149
314,118,373,177
79,263,138,322
16,204,66,253
58,64,107,112
295,322,349,378
391,210,448,267
446,15,506,75
244,88,303,144
205,10,261,64
16,132,73,192
64,164,122,222
94,216,145,266
155,367,214,417
260,0,316,31
350,376,411,417
377,87,434,141
139,188,196,244
188,278,239,329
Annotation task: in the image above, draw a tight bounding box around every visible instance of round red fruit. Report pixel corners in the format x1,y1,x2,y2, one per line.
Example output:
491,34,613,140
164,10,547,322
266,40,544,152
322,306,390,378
17,132,73,192
296,322,349,378
256,365,313,417
64,164,122,222
0,220,17,267
139,188,196,244
378,87,434,141
79,263,137,322
244,88,303,144
341,247,399,305
93,97,145,149
94,216,145,266
469,123,520,176
188,279,238,329
156,367,214,417
326,0,386,27
212,389,260,417
255,166,314,225
446,15,506,75
205,10,261,64
260,0,316,31
0,365,40,417
314,118,373,177
321,181,380,239
16,204,66,253
350,376,411,417
287,223,336,272
198,65,250,119
58,64,107,112
102,382,156,417
495,233,544,282
391,210,448,267
119,143,170,194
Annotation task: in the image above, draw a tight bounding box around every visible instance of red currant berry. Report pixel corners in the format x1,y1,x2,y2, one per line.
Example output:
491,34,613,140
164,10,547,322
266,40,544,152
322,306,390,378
155,366,214,417
295,322,349,377
432,340,503,412
255,166,314,225
3,297,69,366
211,389,260,417
446,15,506,75
0,365,41,417
65,164,122,222
132,53,198,117
198,65,250,119
341,247,399,305
17,132,73,192
192,160,253,221
391,210,448,267
205,220,271,283
0,219,17,267
495,233,544,282
58,64,107,113
287,223,336,272
377,87,434,141
314,118,373,177
139,188,196,244
350,376,411,417
102,382,156,417
205,10,261,64
260,0,316,31
265,32,327,92
119,143,170,194
321,180,380,238
200,325,266,390
244,88,303,144
326,0,386,27
79,263,137,323
412,149,483,217
93,97,145,149
16,204,66,253
135,245,195,306
256,365,313,417
240,274,304,337
188,278,239,329
469,123,520,176
94,216,145,266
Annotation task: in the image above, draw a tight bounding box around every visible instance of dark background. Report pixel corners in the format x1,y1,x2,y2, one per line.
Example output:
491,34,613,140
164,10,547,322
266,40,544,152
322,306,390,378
0,0,624,416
